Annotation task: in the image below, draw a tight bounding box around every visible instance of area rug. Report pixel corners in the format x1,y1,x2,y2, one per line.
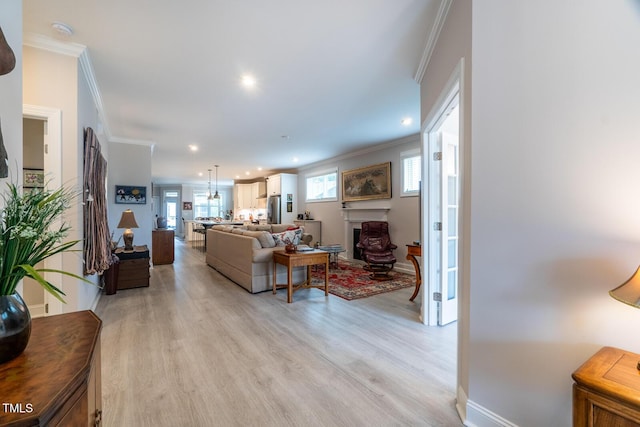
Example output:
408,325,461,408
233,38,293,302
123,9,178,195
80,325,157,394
310,260,414,301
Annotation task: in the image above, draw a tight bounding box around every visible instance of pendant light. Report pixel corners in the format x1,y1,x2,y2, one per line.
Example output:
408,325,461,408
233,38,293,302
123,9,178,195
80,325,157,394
207,168,213,200
213,165,220,199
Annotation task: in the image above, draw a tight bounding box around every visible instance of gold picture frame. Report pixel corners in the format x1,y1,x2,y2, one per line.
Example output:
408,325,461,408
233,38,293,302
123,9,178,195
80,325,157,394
342,162,391,202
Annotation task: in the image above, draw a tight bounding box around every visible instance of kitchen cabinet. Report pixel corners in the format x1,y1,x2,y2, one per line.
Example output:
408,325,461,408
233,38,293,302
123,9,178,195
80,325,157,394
235,182,266,210
267,173,297,224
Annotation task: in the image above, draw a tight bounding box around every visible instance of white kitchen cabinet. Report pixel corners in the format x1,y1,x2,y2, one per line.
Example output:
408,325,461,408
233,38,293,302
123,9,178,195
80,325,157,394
266,173,297,224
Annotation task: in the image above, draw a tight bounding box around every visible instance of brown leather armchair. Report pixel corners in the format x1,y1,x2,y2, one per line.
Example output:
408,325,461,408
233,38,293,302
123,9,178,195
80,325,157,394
356,221,397,280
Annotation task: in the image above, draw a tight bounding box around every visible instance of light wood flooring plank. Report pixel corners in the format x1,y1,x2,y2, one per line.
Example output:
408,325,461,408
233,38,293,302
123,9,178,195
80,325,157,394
95,240,461,426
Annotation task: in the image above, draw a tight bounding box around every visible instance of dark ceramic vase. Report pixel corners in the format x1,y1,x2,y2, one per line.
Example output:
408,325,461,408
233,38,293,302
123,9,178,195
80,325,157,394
0,293,31,364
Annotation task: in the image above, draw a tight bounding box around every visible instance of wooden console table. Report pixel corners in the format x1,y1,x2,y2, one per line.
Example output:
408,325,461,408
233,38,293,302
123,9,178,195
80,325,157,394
0,310,102,426
152,229,174,264
272,250,329,303
406,244,422,301
572,346,640,426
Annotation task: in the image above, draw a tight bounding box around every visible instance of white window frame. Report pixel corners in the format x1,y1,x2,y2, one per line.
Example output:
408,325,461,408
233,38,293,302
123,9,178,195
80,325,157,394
305,168,338,203
401,148,421,197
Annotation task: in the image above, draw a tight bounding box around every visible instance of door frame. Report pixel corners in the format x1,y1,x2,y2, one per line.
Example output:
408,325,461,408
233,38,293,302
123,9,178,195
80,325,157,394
23,104,63,316
420,59,465,326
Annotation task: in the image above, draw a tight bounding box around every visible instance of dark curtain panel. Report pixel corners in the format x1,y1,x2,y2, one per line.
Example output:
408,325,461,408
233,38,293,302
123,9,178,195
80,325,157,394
83,127,111,275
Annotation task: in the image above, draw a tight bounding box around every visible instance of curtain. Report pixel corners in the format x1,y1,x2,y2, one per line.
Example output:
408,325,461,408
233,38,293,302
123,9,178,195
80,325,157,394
83,127,111,275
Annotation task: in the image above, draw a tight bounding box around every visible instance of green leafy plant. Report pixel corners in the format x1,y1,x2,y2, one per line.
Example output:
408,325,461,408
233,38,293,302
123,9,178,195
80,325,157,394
0,183,89,303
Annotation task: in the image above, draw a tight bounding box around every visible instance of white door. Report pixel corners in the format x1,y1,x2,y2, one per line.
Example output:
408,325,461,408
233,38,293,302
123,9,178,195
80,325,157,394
426,98,460,326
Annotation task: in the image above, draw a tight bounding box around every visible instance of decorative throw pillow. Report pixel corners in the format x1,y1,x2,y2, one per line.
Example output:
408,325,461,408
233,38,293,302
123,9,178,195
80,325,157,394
272,228,302,246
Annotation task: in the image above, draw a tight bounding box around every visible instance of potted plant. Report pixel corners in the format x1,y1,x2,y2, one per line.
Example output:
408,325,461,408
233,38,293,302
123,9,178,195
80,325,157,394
0,183,89,363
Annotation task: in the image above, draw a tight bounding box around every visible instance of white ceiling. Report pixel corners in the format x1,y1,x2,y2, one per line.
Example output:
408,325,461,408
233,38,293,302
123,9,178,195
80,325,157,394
23,0,440,186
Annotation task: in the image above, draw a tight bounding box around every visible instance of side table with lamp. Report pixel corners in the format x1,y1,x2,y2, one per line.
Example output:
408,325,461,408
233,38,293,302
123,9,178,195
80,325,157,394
572,266,640,426
114,209,149,290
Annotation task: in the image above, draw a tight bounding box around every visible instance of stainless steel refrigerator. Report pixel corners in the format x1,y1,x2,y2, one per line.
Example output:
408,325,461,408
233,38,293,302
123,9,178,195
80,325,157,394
267,195,281,224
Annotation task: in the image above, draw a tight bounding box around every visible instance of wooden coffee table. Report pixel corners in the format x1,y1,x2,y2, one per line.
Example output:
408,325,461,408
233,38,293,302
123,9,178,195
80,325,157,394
272,249,329,303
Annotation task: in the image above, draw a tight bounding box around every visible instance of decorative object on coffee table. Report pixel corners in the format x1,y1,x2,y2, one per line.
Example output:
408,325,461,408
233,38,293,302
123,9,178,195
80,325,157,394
0,183,89,363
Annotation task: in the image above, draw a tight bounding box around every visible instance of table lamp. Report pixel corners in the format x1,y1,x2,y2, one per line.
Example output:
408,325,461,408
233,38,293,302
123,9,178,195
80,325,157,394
609,265,640,370
117,209,139,251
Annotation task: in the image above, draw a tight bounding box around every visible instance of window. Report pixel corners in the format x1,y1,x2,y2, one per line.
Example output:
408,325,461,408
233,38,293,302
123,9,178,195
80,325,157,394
305,169,338,202
193,191,225,218
401,149,421,196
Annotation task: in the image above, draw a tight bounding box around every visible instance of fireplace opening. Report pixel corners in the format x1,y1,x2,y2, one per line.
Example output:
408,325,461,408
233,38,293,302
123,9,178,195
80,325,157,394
353,228,362,260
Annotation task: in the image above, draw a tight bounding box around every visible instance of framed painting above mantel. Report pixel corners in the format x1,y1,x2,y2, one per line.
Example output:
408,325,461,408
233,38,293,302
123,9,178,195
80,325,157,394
342,162,391,202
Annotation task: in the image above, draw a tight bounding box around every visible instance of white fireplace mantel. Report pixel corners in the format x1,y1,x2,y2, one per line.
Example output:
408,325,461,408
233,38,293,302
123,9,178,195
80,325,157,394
341,207,390,259
341,207,391,222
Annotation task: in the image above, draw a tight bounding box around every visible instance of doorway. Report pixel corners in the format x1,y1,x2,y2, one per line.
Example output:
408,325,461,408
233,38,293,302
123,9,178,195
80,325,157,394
422,65,462,327
22,105,63,317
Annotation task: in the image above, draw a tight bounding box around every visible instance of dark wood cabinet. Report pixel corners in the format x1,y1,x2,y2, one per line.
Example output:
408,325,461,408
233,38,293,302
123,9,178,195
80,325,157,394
152,229,174,265
0,310,102,427
573,346,640,426
115,246,150,290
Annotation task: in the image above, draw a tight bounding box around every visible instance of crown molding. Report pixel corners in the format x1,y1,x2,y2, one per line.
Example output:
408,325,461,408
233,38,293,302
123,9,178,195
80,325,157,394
110,136,157,153
414,0,453,84
23,32,85,57
296,133,420,172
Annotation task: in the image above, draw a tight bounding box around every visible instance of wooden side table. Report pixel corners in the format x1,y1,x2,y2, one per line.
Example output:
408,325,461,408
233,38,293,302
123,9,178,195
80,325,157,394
152,229,174,264
272,250,329,303
572,346,640,426
406,244,422,301
115,245,150,290
0,311,102,426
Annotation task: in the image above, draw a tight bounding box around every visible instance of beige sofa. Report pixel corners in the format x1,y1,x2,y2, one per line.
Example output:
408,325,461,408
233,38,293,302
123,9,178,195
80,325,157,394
206,224,313,293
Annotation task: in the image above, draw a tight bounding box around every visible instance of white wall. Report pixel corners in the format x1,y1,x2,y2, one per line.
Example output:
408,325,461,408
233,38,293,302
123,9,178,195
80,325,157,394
297,134,421,273
23,44,102,312
470,1,640,425
420,0,472,413
108,142,153,254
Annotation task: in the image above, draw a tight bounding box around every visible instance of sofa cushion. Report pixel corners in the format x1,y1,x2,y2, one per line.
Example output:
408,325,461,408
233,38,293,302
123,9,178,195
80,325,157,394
271,224,293,233
271,228,303,246
242,230,275,248
247,224,272,232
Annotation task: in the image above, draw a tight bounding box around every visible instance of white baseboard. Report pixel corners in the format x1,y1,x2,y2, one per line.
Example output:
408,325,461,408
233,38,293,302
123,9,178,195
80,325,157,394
464,398,519,427
28,303,46,318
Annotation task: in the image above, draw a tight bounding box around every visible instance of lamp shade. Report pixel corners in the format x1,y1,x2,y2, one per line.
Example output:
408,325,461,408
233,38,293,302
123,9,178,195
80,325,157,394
609,265,640,308
117,210,139,229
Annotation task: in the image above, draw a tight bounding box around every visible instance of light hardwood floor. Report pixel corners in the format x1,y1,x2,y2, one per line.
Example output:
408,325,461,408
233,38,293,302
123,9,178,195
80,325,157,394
95,239,461,426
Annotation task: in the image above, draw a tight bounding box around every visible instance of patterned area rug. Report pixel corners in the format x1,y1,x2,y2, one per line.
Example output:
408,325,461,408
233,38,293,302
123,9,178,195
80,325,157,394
311,259,415,301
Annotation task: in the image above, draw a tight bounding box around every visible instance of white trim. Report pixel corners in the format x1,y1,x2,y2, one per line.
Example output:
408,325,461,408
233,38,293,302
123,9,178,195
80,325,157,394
465,400,519,427
22,105,64,316
421,60,462,326
414,0,454,83
23,32,85,57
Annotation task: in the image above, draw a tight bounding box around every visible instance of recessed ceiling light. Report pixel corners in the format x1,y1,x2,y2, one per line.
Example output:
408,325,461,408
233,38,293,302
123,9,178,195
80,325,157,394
401,117,413,126
51,21,73,36
245,171,251,176
241,74,256,89
198,172,203,177
292,157,299,163
257,167,263,171
188,144,198,152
